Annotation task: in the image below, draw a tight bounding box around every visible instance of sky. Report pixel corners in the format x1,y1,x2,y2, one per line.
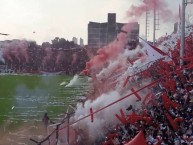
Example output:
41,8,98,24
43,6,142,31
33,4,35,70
0,0,187,45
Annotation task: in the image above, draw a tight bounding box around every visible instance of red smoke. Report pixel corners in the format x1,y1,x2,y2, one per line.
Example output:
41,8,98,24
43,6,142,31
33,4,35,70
2,40,29,63
71,53,78,65
127,0,178,22
55,51,65,65
3,47,13,62
86,48,95,59
19,40,29,63
42,47,53,65
85,23,134,75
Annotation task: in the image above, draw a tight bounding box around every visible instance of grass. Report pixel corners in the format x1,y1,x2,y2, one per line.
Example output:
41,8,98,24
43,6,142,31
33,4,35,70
0,74,81,130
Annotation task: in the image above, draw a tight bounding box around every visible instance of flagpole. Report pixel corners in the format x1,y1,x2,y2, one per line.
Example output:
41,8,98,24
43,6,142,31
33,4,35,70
180,0,186,66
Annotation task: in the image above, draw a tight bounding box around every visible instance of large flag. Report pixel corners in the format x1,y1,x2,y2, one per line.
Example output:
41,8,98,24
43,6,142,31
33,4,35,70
148,43,167,56
131,37,166,73
125,131,147,145
139,37,166,61
141,41,166,62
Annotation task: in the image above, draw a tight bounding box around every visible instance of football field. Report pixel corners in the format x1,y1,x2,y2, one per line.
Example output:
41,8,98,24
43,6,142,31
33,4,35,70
0,74,81,130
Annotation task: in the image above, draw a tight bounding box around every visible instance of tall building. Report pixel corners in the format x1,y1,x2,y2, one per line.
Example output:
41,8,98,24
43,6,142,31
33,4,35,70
174,22,178,34
80,38,84,46
72,37,78,44
88,13,139,49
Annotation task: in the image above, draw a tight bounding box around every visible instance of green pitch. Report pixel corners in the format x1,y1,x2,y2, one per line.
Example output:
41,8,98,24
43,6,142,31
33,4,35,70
0,74,82,129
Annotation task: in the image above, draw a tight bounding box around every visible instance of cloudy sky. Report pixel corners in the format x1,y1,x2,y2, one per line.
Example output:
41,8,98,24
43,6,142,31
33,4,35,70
0,0,188,45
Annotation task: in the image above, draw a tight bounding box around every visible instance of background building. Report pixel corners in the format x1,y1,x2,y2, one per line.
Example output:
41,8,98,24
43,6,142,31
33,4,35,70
72,37,78,44
80,38,84,46
88,13,139,49
174,22,178,34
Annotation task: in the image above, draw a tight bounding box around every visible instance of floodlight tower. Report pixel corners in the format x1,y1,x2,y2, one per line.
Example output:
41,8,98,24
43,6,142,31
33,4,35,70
145,7,150,41
153,2,156,45
153,0,160,46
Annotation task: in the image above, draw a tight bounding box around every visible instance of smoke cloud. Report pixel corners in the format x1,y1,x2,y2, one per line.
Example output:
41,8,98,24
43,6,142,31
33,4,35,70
2,40,29,63
42,47,53,65
85,23,137,76
127,0,178,22
65,75,81,87
71,28,164,142
73,90,143,141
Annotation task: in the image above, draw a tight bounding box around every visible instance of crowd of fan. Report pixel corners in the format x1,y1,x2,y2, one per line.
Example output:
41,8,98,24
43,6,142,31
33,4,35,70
101,68,193,145
1,39,88,74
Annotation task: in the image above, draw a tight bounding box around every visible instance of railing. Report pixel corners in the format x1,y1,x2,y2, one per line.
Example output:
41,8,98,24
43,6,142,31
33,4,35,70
30,105,75,145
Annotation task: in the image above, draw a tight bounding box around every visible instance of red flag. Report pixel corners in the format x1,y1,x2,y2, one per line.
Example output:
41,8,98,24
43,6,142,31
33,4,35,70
165,113,178,131
142,117,152,125
169,79,176,92
120,109,125,118
115,109,127,125
170,100,180,109
115,114,127,125
131,88,142,101
161,81,170,90
124,131,147,145
107,133,118,139
149,43,167,56
127,112,138,124
127,112,152,125
157,68,167,75
142,93,152,105
139,36,167,56
123,76,130,87
161,93,179,110
174,117,183,124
